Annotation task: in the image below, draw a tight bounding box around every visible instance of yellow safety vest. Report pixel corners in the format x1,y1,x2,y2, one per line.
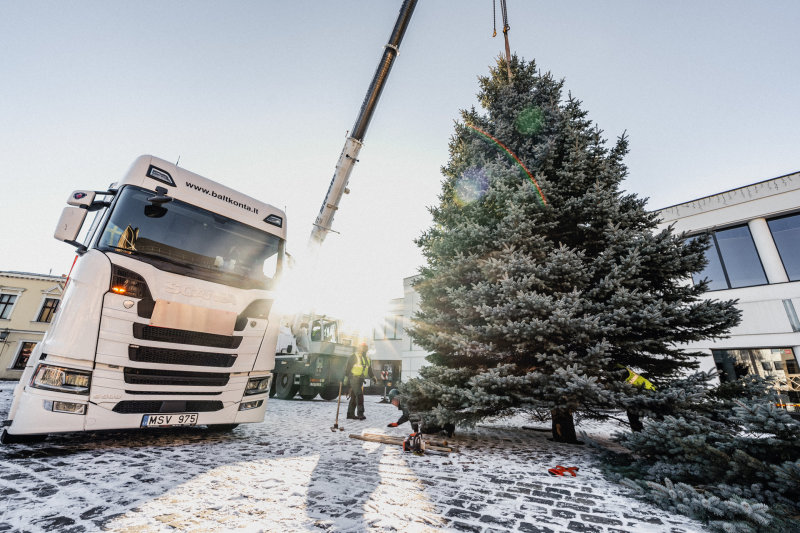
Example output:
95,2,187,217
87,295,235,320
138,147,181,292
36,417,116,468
625,367,656,391
351,353,371,377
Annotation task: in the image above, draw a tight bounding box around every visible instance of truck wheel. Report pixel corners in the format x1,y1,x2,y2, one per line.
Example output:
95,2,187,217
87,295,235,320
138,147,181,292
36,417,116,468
0,429,47,444
207,424,239,432
319,386,340,401
299,392,317,400
274,373,299,400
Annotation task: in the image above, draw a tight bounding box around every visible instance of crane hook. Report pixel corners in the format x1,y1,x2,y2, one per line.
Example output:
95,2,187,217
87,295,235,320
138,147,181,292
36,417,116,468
492,0,512,80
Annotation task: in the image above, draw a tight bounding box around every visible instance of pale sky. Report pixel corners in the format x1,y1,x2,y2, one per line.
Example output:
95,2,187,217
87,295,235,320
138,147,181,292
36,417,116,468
1,1,799,326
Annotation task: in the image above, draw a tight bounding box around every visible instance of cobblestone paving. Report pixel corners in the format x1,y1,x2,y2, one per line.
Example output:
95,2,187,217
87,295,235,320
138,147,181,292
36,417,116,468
0,383,708,532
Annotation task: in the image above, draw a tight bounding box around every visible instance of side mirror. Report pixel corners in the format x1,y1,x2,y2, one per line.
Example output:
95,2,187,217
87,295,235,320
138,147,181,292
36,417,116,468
67,190,96,208
54,207,88,248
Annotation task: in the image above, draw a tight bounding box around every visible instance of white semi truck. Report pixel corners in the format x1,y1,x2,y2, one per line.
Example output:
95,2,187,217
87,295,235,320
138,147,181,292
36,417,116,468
1,155,287,443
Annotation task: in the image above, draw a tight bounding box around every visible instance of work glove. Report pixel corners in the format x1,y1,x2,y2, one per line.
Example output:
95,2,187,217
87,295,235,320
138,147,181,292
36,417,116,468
387,422,398,428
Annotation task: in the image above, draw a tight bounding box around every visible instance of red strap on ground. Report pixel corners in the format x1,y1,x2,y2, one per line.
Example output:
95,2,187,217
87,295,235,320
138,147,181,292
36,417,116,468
547,465,579,477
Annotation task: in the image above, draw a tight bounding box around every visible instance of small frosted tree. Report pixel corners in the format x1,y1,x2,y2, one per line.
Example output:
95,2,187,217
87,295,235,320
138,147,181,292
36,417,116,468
404,56,739,442
607,374,800,532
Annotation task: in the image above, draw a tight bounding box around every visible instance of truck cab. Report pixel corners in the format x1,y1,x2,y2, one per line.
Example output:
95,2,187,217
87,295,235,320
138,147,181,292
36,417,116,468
2,155,287,442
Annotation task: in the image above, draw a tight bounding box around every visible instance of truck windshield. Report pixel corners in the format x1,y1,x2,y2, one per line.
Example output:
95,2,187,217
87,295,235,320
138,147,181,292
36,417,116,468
310,319,338,342
97,186,282,289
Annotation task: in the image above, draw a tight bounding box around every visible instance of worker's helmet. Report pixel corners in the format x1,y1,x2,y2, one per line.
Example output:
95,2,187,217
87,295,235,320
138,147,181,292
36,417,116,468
387,389,400,402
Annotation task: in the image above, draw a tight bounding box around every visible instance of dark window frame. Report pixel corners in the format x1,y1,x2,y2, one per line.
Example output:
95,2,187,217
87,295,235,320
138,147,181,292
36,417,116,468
0,293,17,320
689,223,768,291
36,298,60,323
12,341,37,370
767,211,800,281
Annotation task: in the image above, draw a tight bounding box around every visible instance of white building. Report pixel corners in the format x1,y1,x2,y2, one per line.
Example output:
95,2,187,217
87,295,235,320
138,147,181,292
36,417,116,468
376,171,800,404
657,171,800,405
372,276,428,381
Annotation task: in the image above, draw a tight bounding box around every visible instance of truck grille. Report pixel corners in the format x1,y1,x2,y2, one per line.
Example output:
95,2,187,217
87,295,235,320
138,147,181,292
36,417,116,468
124,367,230,387
128,346,237,368
112,400,224,413
132,323,242,349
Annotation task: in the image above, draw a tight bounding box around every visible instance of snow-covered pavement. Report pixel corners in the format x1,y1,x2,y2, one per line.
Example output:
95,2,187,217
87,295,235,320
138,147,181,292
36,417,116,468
0,381,708,532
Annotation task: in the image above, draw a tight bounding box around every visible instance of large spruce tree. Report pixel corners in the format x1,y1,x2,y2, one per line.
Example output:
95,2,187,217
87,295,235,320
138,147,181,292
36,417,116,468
404,56,740,442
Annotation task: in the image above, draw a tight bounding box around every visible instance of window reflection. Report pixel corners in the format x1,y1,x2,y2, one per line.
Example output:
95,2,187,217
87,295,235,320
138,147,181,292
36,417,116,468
689,225,766,290
13,341,36,370
98,186,282,289
690,235,728,290
713,347,800,405
768,213,800,281
714,226,766,288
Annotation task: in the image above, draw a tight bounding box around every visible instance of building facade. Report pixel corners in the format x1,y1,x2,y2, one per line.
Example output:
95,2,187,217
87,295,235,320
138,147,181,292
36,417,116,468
376,171,800,404
0,272,65,380
657,171,800,406
373,276,428,381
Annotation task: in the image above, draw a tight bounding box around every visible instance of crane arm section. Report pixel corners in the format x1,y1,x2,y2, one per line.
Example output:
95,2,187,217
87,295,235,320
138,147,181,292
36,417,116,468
309,0,418,247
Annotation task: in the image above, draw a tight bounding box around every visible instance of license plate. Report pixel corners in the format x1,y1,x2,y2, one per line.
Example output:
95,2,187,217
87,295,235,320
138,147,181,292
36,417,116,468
141,413,198,427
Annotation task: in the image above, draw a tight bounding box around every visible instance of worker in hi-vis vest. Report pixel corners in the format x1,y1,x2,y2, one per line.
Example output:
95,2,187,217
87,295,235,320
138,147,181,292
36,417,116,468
344,343,376,420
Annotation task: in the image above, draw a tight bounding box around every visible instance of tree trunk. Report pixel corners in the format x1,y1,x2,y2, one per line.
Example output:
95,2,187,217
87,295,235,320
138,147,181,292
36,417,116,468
550,408,579,443
627,409,644,432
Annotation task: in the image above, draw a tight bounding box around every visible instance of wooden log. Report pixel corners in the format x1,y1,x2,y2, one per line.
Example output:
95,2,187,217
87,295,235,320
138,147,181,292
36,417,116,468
348,433,456,453
361,433,457,450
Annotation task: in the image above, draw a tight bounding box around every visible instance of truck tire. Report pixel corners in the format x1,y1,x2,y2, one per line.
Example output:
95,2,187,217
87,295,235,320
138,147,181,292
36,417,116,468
299,392,318,401
319,385,340,401
274,373,299,400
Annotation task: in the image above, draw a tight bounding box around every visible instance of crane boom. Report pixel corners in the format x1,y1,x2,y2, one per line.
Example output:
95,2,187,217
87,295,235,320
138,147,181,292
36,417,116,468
309,0,418,247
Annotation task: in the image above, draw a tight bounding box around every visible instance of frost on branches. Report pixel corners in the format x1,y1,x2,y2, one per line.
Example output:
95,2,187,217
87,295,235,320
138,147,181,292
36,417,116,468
403,56,739,443
608,375,800,532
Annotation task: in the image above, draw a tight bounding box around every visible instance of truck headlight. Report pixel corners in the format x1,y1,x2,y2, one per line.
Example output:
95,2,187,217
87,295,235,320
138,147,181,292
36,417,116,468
245,376,270,396
110,265,152,299
30,364,91,395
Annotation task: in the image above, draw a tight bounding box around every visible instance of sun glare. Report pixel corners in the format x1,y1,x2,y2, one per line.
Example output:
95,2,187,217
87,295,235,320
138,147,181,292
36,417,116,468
272,244,397,340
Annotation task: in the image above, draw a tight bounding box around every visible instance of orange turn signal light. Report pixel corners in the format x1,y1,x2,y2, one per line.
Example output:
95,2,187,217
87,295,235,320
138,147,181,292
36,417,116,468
111,286,126,294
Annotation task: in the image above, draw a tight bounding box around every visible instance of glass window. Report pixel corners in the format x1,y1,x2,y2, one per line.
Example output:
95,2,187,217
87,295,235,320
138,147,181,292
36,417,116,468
690,235,728,290
768,213,800,281
310,319,337,342
0,294,17,319
375,315,402,340
714,226,767,288
689,226,767,290
36,298,60,323
12,341,36,370
712,348,792,384
97,186,283,290
385,315,402,339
